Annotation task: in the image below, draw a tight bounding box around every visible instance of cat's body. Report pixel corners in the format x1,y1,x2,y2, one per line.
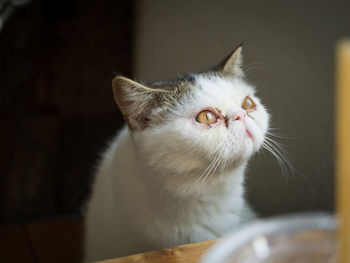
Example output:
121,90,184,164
84,127,255,261
84,46,269,262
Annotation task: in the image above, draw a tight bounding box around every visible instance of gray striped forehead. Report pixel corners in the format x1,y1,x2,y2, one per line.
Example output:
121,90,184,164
145,72,240,118
146,74,197,91
146,72,243,112
145,74,198,111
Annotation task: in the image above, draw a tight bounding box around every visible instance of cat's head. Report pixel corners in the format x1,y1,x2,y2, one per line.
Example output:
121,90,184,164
112,45,269,190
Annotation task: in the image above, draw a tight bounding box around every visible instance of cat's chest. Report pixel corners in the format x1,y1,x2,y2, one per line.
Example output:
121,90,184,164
158,190,244,230
142,195,245,246
193,198,243,235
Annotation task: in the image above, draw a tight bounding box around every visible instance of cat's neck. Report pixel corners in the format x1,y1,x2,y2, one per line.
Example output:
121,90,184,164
105,128,248,218
110,128,248,200
135,157,247,219
131,139,248,199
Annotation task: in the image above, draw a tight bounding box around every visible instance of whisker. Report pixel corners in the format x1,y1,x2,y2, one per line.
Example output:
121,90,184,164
203,156,221,187
192,150,221,190
244,62,264,77
197,154,219,183
266,130,296,140
262,135,300,177
195,139,228,189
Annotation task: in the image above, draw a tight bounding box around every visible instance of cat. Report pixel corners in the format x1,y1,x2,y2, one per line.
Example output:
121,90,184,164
84,45,270,262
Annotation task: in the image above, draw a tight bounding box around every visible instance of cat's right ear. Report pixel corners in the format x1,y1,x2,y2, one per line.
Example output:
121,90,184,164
214,44,244,77
112,76,167,131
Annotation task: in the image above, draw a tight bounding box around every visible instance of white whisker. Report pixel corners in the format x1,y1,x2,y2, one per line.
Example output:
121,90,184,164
262,134,300,177
193,152,220,188
244,62,264,77
202,156,221,187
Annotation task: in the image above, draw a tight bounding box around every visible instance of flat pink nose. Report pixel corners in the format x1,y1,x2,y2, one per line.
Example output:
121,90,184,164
233,111,246,121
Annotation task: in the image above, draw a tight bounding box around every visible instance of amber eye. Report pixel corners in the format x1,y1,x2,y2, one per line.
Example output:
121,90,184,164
242,96,256,110
195,110,218,125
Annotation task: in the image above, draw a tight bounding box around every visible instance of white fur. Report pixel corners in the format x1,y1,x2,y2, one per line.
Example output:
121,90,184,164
84,74,269,262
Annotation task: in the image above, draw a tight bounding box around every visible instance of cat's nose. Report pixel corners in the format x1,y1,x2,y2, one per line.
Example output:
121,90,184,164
232,111,246,121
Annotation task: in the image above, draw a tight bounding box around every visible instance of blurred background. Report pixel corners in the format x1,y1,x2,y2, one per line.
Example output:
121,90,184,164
1,0,349,262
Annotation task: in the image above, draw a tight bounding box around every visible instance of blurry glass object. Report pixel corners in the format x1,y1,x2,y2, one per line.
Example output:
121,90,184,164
201,213,336,263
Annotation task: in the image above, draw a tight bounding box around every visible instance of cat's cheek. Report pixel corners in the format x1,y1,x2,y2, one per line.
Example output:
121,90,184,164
252,134,264,152
250,107,269,134
254,133,265,151
245,120,264,151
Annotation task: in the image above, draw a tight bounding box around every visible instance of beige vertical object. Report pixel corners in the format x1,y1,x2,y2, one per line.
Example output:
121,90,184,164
336,39,350,263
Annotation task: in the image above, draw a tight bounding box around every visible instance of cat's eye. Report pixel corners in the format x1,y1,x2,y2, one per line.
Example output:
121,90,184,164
242,96,256,110
196,110,217,125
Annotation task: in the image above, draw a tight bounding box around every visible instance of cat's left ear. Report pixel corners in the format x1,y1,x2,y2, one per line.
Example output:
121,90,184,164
112,76,170,131
214,44,244,77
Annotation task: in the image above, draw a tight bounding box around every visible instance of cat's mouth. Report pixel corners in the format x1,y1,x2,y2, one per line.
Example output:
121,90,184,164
236,118,253,139
244,126,253,138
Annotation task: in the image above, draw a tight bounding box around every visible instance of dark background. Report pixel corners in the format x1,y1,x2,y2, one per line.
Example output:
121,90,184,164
0,0,132,223
2,0,348,224
1,0,348,261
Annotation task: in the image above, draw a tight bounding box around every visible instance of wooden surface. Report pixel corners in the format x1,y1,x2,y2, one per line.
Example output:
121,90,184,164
336,39,350,263
95,239,219,263
0,218,217,263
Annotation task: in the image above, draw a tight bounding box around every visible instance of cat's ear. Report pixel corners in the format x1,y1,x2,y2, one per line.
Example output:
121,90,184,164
112,76,169,130
214,44,244,77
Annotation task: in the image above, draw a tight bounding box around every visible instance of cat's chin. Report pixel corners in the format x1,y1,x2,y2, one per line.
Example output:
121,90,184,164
241,125,265,154
219,139,254,170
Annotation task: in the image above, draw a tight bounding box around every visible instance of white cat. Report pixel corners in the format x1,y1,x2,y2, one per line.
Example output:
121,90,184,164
84,46,270,262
